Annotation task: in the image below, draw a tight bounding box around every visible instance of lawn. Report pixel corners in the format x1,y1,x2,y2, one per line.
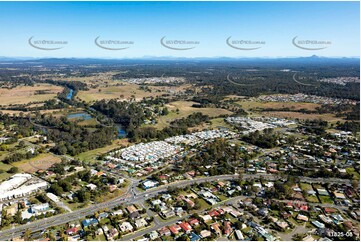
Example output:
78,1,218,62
318,195,334,204
305,195,320,203
195,198,211,211
218,194,228,201
161,235,174,241
65,201,87,210
346,167,360,180
299,183,313,191
92,234,106,241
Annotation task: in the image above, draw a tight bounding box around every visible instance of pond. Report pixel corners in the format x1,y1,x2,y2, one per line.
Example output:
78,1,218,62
66,88,74,100
67,112,92,120
116,124,127,138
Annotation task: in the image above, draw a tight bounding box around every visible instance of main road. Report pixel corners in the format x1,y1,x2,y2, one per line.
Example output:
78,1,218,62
0,174,350,240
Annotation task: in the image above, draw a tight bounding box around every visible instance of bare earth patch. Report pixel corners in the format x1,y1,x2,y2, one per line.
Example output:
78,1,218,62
12,153,62,173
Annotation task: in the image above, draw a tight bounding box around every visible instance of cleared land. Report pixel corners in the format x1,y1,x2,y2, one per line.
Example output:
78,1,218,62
154,101,233,129
236,100,321,111
0,162,13,181
0,84,63,105
261,111,343,123
0,109,63,116
76,139,130,163
12,153,62,173
77,83,169,102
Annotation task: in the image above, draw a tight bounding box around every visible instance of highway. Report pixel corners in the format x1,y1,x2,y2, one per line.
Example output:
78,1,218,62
0,173,351,240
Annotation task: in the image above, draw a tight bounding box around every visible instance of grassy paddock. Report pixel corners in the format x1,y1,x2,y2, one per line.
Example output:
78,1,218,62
0,84,63,105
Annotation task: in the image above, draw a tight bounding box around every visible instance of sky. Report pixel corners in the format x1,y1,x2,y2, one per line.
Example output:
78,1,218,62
0,1,359,58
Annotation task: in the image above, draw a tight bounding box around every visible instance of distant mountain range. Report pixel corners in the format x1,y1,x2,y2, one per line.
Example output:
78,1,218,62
0,55,359,65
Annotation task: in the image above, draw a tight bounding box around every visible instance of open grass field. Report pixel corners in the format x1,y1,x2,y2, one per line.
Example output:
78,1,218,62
77,119,98,126
0,161,13,171
0,172,12,182
0,162,13,181
236,100,321,111
188,117,233,132
236,100,344,123
0,109,63,116
152,101,233,130
0,84,63,105
261,111,344,123
77,83,168,103
12,153,62,173
76,139,130,163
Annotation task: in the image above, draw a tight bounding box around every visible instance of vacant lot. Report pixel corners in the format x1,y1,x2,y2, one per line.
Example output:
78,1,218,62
0,161,15,181
77,83,169,102
76,139,130,163
261,111,343,123
0,84,63,105
153,101,233,129
12,153,62,173
170,101,232,116
237,100,321,111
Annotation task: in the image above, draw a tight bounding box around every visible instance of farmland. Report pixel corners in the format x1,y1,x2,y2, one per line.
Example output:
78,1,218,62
0,84,63,105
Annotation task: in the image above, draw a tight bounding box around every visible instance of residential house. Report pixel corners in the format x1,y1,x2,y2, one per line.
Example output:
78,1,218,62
149,231,159,240
169,224,182,235
82,218,98,228
179,222,192,233
200,230,211,239
119,222,134,233
224,221,232,236
211,223,222,237
135,218,148,228
158,227,171,237
127,205,140,219
297,214,309,222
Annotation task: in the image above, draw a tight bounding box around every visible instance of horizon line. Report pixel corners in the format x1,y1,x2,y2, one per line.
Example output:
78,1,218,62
1,55,360,60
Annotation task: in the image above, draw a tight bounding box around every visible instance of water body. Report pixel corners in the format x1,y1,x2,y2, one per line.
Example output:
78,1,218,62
67,112,92,120
66,88,74,100
116,124,127,138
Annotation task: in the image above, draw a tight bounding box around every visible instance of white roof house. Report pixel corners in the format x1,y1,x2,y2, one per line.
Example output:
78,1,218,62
46,193,60,203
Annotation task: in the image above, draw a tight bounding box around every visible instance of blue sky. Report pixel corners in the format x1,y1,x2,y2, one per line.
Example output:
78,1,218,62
0,1,359,58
